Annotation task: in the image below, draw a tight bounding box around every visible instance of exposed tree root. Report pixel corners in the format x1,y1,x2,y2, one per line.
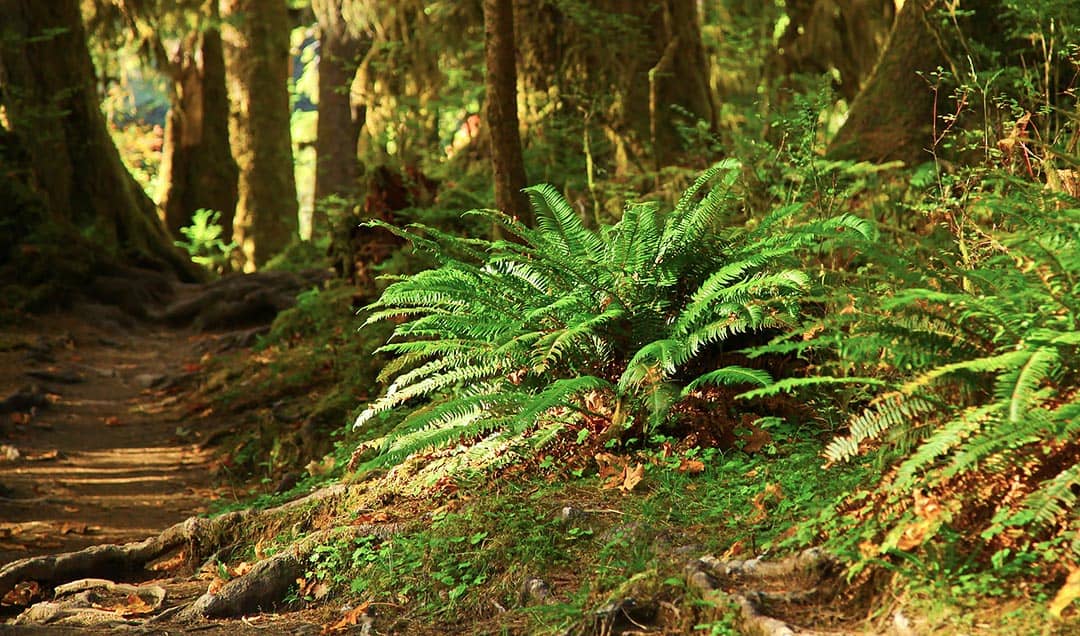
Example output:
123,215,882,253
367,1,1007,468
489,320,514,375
178,521,398,621
0,484,355,612
158,269,329,331
686,549,843,636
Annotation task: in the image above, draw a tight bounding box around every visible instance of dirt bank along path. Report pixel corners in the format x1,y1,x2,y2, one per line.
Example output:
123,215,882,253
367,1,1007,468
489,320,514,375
0,313,218,566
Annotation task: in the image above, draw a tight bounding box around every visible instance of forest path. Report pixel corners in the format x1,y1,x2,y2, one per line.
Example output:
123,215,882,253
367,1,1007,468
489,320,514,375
0,311,219,567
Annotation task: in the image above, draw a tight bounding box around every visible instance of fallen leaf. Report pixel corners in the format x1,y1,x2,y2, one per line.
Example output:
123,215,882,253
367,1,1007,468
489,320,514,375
352,511,391,525
621,463,644,492
229,562,253,577
321,601,371,634
750,483,783,522
1050,566,1080,618
1,581,41,606
148,550,187,572
206,577,225,595
739,424,772,454
595,452,627,480
93,593,155,617
103,416,123,427
182,363,203,373
722,540,746,559
678,458,705,474
305,455,335,477
59,522,88,535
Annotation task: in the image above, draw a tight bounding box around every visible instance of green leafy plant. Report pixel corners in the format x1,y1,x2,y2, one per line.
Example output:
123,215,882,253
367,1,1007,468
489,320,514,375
175,208,237,272
351,161,874,470
766,183,1080,573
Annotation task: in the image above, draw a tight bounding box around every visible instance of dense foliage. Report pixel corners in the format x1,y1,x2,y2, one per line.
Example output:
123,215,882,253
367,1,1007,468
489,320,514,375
353,161,874,469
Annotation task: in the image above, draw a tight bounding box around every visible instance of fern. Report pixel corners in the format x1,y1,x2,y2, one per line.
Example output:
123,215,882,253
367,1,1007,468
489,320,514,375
353,161,873,471
788,180,1080,566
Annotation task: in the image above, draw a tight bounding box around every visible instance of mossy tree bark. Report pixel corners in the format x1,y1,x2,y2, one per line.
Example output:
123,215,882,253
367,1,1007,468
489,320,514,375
828,0,943,165
220,0,299,272
311,0,370,238
159,0,239,241
483,0,531,224
0,0,199,280
771,0,896,102
514,0,715,173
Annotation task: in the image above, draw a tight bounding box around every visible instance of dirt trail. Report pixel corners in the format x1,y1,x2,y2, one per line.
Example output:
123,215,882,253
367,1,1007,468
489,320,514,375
0,312,218,566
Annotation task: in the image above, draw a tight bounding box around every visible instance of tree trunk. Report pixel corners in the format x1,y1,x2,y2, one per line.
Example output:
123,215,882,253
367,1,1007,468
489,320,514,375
828,0,942,165
220,0,299,271
159,0,239,240
483,0,531,224
514,0,715,174
642,0,715,168
311,0,369,237
0,0,199,280
770,0,895,102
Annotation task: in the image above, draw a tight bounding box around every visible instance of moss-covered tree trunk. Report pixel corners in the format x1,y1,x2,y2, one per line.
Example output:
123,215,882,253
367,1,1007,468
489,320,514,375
639,0,716,168
828,0,942,165
311,0,369,237
220,0,299,271
770,0,895,102
514,0,714,173
483,0,531,223
159,0,239,240
0,0,199,280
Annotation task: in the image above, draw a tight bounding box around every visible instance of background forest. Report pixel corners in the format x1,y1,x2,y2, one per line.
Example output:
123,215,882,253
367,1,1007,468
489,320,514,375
1,0,1079,634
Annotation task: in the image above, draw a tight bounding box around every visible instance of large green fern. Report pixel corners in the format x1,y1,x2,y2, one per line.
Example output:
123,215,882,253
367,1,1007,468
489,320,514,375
755,186,1080,564
352,161,874,470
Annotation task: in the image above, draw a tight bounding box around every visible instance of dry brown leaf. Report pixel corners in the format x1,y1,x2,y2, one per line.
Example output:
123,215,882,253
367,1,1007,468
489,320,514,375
621,463,644,492
750,483,783,521
206,577,225,595
1049,566,1080,618
322,601,371,634
1,581,41,606
94,593,155,617
678,458,705,474
722,540,746,559
230,561,253,577
149,550,188,572
595,452,627,480
103,416,123,427
59,522,88,535
739,425,772,454
352,511,391,525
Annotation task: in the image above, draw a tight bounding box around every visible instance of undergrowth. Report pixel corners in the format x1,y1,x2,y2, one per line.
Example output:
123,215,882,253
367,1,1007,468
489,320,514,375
352,160,874,472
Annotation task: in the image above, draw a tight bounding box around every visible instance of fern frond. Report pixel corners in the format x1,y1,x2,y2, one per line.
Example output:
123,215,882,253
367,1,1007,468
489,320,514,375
525,183,605,259
683,367,774,394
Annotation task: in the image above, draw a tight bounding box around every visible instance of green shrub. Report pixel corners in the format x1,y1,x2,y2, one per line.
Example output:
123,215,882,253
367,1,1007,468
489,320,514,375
351,161,874,470
763,182,1080,572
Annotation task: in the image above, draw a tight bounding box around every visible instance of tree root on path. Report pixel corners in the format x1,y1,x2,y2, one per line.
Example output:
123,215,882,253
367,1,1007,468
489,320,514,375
176,521,398,622
686,548,844,636
0,483,390,625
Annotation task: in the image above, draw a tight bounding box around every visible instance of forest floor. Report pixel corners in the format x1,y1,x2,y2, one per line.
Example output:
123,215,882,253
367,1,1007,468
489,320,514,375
0,298,339,634
0,281,1074,635
0,313,216,564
